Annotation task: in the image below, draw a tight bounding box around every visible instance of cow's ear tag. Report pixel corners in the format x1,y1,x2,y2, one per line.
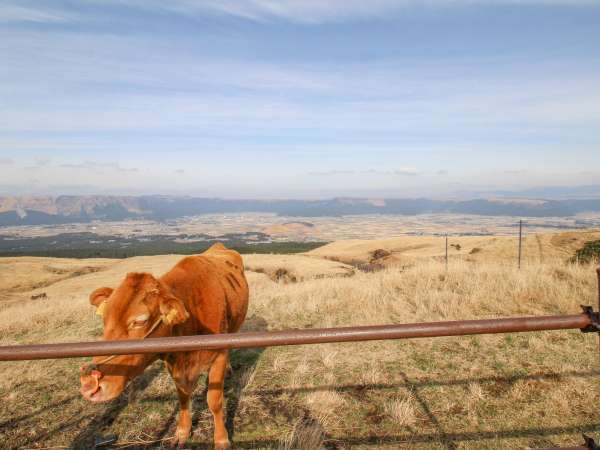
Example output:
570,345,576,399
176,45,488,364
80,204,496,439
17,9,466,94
96,301,107,317
163,308,179,325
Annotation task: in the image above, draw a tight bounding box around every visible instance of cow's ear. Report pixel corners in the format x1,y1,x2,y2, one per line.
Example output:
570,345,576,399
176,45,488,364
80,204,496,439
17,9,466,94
89,287,113,307
158,293,189,326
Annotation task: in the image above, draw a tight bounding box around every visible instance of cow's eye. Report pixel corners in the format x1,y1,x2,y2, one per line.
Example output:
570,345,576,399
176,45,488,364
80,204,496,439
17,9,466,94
130,315,149,329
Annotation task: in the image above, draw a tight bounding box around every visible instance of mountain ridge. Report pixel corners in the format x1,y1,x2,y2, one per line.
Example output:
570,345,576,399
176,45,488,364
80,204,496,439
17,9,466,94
1,195,600,226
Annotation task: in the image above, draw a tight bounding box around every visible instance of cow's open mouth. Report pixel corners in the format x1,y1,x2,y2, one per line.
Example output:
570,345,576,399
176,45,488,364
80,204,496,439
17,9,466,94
80,381,101,400
82,382,113,403
88,383,101,398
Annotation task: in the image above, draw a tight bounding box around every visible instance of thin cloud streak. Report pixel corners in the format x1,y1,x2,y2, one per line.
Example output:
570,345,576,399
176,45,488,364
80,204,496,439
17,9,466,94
60,161,139,173
0,3,74,23
85,0,600,24
309,169,421,177
2,28,598,135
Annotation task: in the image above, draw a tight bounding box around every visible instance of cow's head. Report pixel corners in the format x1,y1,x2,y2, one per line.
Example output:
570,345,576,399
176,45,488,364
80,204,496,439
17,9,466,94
79,272,188,403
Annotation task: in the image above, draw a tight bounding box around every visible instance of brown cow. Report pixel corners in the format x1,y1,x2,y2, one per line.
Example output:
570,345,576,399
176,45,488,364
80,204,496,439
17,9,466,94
79,243,249,449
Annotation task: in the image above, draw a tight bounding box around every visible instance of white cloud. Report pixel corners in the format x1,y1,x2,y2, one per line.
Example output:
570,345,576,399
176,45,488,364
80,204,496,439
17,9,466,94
309,168,421,177
60,161,139,173
2,27,599,135
23,156,52,170
0,3,73,23
198,0,409,24
308,170,359,176
392,168,421,176
0,1,596,26
90,0,600,24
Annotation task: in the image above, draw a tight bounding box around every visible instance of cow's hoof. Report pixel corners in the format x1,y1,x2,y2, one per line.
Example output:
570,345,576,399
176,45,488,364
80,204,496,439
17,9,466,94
170,438,186,450
170,439,186,450
214,439,231,450
171,428,190,449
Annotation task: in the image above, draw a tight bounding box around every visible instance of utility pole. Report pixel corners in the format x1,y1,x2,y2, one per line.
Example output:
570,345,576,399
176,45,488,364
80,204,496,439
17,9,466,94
445,233,448,271
518,220,523,269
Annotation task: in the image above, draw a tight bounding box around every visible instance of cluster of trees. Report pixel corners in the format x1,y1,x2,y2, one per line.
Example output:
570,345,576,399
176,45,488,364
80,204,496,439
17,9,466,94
572,240,600,264
0,236,325,259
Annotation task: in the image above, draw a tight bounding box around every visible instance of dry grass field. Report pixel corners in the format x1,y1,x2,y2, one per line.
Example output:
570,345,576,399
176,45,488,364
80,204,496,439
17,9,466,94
0,230,599,449
308,229,600,266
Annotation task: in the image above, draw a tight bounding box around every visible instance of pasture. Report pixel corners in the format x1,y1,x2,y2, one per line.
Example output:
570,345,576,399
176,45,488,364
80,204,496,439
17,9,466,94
0,231,599,449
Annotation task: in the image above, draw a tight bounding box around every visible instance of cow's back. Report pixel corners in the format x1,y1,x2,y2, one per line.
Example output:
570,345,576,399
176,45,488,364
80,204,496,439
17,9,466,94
160,243,249,335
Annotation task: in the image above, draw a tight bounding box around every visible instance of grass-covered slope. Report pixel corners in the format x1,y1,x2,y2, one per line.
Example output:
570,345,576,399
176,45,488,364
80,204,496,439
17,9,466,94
0,242,598,448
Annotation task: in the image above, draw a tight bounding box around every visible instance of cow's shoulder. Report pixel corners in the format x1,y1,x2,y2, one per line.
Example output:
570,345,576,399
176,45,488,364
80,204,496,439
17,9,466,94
201,243,244,270
170,246,243,277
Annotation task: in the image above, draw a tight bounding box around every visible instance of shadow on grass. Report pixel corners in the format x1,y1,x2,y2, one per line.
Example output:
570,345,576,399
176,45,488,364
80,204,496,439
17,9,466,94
240,369,600,450
69,365,162,449
225,315,269,443
149,316,269,447
0,395,77,431
178,423,600,449
19,365,593,449
251,369,600,397
12,365,162,448
399,370,457,450
148,347,267,446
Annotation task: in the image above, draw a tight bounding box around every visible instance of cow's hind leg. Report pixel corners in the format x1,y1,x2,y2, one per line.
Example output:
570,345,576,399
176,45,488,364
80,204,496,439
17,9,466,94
208,351,230,450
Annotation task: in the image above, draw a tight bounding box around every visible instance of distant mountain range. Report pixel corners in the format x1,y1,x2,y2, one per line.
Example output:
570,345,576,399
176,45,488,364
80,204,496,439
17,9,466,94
1,195,600,226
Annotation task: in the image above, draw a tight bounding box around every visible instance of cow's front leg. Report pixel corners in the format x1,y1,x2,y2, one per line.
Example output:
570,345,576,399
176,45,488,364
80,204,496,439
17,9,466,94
166,358,200,449
207,351,230,450
172,384,193,448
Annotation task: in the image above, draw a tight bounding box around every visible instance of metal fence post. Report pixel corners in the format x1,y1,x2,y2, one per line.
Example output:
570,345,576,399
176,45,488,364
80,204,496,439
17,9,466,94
518,220,523,269
445,233,448,271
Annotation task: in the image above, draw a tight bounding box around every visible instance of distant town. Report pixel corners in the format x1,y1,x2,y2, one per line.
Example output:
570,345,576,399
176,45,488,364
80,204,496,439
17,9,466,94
1,211,599,258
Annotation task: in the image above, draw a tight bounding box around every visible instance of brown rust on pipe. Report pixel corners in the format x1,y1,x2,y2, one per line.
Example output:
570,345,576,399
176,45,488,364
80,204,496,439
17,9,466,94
0,313,591,362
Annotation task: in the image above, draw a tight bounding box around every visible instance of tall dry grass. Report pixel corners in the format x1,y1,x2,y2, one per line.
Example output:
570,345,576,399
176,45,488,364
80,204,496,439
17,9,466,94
250,259,596,329
0,254,598,449
245,258,599,449
0,258,597,389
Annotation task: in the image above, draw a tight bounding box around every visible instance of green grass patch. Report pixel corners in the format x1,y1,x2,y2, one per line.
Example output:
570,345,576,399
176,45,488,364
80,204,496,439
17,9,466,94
571,240,600,264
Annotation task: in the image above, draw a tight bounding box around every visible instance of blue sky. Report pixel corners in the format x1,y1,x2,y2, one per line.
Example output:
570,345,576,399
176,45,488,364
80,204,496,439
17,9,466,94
1,0,599,198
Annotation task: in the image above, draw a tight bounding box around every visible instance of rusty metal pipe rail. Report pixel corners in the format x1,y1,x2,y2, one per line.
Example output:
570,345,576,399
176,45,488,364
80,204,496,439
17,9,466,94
0,313,592,362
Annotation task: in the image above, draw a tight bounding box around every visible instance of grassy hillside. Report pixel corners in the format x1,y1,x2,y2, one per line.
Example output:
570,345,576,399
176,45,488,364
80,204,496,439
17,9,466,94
0,233,598,449
308,229,600,266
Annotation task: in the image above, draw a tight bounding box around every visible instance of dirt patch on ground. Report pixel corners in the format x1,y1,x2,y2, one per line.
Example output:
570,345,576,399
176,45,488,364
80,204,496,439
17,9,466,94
371,248,392,261
244,253,354,283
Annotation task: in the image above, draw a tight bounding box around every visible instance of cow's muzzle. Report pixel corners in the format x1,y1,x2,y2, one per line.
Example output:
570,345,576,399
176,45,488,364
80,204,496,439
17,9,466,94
80,364,104,400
